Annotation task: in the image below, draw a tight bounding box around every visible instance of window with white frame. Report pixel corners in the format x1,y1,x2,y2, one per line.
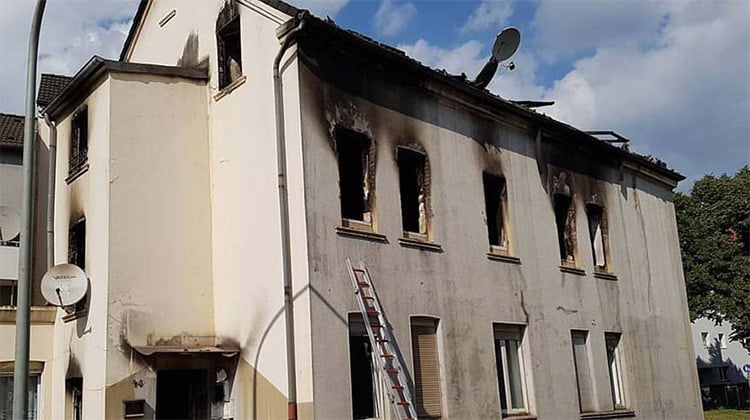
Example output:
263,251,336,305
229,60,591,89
494,324,530,416
571,330,595,413
0,372,41,420
605,333,626,410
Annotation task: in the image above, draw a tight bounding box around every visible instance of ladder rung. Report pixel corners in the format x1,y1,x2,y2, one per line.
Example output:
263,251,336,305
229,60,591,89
362,295,374,300
396,401,411,406
353,268,365,273
370,323,383,328
375,338,389,343
380,354,394,359
366,310,379,316
357,282,370,287
385,368,399,374
392,385,404,390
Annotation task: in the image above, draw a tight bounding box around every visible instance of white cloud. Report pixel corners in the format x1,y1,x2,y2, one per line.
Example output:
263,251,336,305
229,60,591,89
290,0,349,18
461,0,513,34
0,0,138,114
374,0,417,37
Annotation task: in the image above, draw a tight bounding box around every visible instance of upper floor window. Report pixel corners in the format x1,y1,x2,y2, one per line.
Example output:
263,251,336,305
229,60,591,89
494,324,530,416
398,147,429,239
337,128,374,230
216,0,242,90
69,108,88,175
701,331,710,348
69,217,85,270
586,204,610,272
551,171,577,267
483,173,510,253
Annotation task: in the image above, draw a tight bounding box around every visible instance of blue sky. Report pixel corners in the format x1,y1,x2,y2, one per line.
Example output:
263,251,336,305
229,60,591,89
1,0,748,190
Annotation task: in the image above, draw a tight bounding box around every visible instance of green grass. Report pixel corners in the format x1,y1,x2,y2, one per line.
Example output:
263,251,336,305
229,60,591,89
705,409,750,420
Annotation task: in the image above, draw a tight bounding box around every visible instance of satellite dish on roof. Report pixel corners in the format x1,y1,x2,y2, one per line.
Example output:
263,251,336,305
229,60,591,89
0,206,21,242
472,27,521,89
41,264,88,307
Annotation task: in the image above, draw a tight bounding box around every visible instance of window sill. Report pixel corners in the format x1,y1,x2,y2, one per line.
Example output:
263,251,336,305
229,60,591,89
559,265,586,276
65,162,89,184
335,226,387,243
594,271,618,281
214,75,246,101
487,252,521,265
580,410,635,419
503,414,536,420
398,237,443,252
0,306,57,324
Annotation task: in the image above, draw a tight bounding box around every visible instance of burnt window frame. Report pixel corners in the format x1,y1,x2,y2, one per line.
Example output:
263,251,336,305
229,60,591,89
336,128,376,231
216,0,242,90
483,173,511,254
69,107,88,177
67,217,87,315
397,146,430,240
586,203,610,273
553,192,577,267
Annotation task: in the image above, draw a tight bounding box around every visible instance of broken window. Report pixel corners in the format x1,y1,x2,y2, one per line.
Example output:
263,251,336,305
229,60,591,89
494,324,529,416
337,129,373,227
69,218,85,270
156,369,210,419
216,0,242,90
605,333,625,410
348,314,378,419
69,108,88,175
67,378,83,420
587,204,608,271
411,317,442,419
554,193,576,265
398,148,428,237
571,330,595,413
483,173,509,251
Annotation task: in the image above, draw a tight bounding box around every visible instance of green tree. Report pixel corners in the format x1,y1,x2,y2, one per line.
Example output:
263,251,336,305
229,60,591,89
675,166,750,350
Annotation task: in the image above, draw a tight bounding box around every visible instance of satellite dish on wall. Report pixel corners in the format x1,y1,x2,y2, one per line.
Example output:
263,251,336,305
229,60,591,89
472,27,521,89
0,206,21,241
41,264,88,307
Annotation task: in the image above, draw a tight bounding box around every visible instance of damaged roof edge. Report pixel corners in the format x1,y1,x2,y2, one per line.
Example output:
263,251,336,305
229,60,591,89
44,56,209,120
295,14,684,183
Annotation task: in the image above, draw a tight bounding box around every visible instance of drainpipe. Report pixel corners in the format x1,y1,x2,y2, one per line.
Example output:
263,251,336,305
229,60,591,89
13,1,46,419
42,113,56,269
272,12,307,420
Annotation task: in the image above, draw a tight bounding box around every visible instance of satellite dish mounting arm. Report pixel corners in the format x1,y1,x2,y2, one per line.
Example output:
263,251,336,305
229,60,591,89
472,56,499,89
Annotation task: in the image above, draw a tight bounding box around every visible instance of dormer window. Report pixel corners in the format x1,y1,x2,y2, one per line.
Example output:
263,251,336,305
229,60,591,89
216,0,242,90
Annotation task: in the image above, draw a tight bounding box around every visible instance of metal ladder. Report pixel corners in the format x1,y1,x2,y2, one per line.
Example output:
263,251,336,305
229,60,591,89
346,258,416,420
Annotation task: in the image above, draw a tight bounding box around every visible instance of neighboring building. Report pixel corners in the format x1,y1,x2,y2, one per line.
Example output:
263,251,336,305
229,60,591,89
0,0,702,418
692,318,750,409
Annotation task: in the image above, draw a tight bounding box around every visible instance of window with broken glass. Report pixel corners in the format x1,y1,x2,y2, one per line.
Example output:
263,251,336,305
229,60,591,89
216,1,242,90
398,147,429,239
554,193,577,266
587,204,609,272
483,173,510,253
69,108,88,176
348,314,380,419
337,129,374,230
68,218,87,312
494,324,530,417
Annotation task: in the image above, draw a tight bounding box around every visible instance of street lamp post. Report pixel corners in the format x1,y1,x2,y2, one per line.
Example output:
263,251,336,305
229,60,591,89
13,1,47,419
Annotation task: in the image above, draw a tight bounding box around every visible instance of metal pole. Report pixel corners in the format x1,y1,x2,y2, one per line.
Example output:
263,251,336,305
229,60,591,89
272,14,306,420
43,114,56,269
13,1,46,419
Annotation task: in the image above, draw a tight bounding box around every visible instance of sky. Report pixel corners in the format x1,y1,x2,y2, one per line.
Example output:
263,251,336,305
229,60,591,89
0,0,748,190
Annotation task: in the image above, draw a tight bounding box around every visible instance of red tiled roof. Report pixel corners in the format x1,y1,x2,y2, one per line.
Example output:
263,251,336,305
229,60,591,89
37,73,73,107
0,113,24,148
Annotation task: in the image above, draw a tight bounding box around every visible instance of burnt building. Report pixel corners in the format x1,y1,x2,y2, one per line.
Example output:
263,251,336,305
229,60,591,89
1,0,702,418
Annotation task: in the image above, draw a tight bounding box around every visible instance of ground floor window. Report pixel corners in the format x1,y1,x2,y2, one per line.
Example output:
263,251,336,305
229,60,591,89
0,373,40,420
349,314,379,419
411,317,442,419
493,324,529,416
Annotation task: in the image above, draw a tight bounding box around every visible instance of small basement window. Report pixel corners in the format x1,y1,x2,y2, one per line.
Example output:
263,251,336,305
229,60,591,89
398,147,428,236
216,1,242,90
586,204,608,271
69,108,88,175
337,129,373,226
483,173,509,251
553,193,576,265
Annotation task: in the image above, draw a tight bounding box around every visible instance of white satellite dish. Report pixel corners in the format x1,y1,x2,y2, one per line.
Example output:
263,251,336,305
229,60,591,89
473,27,522,89
0,206,21,241
492,27,521,62
41,264,88,307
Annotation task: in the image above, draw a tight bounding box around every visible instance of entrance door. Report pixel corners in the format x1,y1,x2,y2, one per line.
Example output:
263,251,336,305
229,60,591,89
156,369,209,419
